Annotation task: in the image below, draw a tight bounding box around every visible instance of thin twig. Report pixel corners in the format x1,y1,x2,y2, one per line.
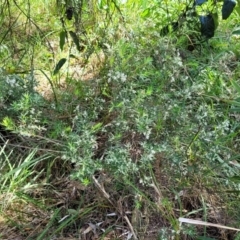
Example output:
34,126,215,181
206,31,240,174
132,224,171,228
124,215,138,240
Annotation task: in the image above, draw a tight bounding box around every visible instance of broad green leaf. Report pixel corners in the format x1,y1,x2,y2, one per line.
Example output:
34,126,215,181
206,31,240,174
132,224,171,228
98,0,105,9
232,27,240,34
53,58,67,75
229,176,240,182
230,107,240,112
232,30,240,34
236,0,240,15
212,12,219,30
59,31,67,51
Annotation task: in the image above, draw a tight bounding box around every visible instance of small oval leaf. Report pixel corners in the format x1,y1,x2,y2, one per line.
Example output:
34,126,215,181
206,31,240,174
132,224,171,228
69,54,78,59
141,8,151,18
53,58,67,75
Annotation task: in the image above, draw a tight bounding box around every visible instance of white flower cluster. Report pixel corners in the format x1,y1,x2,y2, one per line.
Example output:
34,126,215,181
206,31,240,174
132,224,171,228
107,70,127,83
5,76,21,95
5,76,19,87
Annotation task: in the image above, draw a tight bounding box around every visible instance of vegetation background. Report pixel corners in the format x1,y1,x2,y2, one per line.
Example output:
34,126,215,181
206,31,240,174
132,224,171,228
0,0,240,239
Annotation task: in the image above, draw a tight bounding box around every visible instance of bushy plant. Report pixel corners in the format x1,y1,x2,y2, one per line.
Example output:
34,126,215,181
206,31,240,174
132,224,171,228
1,0,240,239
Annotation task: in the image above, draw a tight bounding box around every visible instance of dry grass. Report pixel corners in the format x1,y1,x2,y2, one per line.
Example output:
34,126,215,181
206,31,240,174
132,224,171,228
0,148,237,240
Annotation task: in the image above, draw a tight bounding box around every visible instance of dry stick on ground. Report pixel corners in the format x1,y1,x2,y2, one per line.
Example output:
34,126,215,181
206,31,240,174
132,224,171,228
92,175,139,239
124,215,138,240
179,217,240,232
92,175,114,205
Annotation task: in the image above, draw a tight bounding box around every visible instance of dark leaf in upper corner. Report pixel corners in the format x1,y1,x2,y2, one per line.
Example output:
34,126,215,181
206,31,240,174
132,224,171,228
222,0,237,20
195,0,208,5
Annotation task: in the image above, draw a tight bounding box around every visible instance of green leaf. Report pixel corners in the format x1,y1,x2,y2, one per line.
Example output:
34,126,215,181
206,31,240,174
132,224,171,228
69,54,78,59
98,0,104,9
229,176,240,182
232,27,240,35
69,31,82,52
231,80,240,94
91,122,103,132
2,117,15,131
212,12,219,30
53,58,67,75
235,0,240,15
141,8,150,18
197,237,216,240
146,86,153,96
59,31,67,51
230,107,240,112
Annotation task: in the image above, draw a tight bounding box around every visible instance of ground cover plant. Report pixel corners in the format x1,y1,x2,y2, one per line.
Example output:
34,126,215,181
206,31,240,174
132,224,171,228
0,0,240,239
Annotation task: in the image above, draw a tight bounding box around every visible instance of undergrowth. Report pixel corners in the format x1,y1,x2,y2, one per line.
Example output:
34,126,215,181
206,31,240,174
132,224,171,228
0,0,240,239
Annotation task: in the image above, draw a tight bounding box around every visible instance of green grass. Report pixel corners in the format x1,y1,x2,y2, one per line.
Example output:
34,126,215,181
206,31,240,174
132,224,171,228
0,0,240,239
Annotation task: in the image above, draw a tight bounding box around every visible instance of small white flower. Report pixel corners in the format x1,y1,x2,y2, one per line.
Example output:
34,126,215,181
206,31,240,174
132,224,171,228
120,73,127,82
30,108,35,114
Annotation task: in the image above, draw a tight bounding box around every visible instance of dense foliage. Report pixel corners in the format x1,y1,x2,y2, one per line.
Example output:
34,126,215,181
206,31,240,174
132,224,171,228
0,0,240,239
